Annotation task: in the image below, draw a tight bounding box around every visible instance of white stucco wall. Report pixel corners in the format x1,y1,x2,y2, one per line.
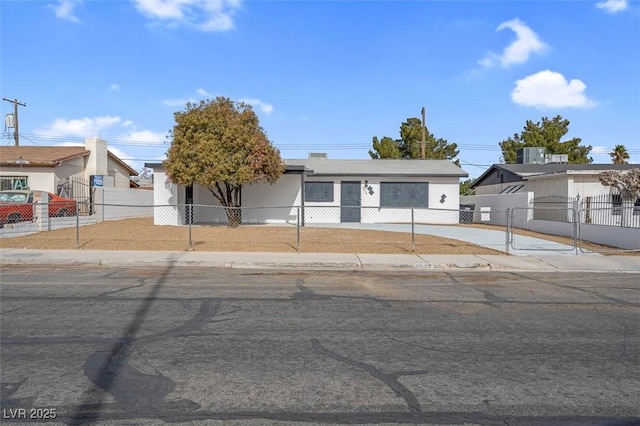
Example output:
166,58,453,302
1,168,55,192
107,157,135,189
522,220,639,250
303,176,461,224
569,174,612,198
460,193,534,226
151,173,462,225
55,158,87,186
152,170,181,225
524,176,569,199
580,224,640,250
90,187,154,221
185,175,302,224
85,137,108,178
242,175,301,224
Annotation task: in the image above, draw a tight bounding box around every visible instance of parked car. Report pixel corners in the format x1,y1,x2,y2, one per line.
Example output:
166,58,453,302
0,190,77,227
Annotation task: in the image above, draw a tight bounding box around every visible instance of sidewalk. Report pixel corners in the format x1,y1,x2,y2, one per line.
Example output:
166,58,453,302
1,248,639,273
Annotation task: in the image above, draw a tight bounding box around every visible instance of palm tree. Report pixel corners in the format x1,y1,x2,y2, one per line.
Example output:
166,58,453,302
610,144,630,164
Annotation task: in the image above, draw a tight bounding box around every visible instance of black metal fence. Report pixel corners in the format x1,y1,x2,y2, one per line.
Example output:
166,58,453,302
531,193,640,228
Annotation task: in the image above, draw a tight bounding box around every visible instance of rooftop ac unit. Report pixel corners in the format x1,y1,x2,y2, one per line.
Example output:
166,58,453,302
548,154,569,164
516,147,547,164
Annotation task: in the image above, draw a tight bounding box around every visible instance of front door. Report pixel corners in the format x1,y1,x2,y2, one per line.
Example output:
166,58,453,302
341,181,361,223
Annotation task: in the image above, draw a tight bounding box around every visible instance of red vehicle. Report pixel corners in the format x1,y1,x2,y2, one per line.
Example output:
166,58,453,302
0,190,77,227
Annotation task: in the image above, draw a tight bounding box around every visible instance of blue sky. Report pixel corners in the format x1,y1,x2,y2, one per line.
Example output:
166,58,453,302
2,0,639,178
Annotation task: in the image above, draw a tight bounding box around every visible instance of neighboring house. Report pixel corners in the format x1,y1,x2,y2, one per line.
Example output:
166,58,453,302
146,157,468,226
461,163,640,249
0,137,138,198
471,163,639,198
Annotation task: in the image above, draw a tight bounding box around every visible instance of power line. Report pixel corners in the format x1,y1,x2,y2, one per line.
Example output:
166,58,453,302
16,132,640,155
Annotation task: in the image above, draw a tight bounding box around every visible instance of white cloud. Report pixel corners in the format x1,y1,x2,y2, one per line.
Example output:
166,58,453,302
37,116,122,137
162,88,215,106
480,18,547,68
133,0,242,32
596,0,628,13
119,129,168,144
511,70,596,109
55,141,84,147
109,83,120,92
162,97,198,107
239,98,274,115
163,91,273,114
49,0,83,23
197,88,214,98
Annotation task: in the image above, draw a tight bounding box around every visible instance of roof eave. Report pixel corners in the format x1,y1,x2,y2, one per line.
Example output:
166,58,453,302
108,152,138,176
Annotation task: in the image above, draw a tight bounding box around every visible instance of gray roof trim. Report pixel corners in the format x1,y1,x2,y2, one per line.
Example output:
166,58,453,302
284,159,468,177
307,173,466,178
144,162,306,174
145,162,164,170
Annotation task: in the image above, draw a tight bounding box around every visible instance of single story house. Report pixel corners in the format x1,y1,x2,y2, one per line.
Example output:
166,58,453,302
0,137,138,198
146,158,468,226
470,163,638,199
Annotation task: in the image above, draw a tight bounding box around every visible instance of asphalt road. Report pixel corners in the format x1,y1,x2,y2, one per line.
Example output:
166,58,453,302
0,266,638,425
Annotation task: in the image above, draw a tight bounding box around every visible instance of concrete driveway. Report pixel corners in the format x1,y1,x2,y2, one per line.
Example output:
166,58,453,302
306,223,584,256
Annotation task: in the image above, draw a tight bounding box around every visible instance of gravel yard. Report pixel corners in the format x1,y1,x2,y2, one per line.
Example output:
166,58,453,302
0,217,504,254
0,217,631,255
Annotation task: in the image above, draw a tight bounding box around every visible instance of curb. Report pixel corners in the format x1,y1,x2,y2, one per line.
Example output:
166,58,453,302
1,249,639,273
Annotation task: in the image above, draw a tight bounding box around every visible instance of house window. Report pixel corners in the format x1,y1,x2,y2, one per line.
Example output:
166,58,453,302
0,176,28,190
380,182,428,208
305,182,334,202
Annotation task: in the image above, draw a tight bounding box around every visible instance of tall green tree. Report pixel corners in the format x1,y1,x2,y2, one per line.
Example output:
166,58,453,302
499,115,592,164
610,144,630,164
369,117,460,164
369,136,402,159
164,97,285,226
459,178,474,195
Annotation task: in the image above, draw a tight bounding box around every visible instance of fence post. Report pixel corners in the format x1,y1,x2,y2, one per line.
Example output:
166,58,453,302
187,204,193,251
573,208,578,255
577,208,584,253
505,208,510,255
76,201,80,249
411,207,415,252
296,206,300,252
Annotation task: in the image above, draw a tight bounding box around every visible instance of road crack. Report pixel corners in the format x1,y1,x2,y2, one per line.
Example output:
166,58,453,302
311,338,422,412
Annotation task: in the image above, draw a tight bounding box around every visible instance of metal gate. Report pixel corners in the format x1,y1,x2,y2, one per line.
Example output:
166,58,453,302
509,207,578,252
57,177,93,215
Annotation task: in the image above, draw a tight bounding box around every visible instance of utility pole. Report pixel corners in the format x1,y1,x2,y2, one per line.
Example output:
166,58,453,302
3,97,27,146
421,106,426,160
